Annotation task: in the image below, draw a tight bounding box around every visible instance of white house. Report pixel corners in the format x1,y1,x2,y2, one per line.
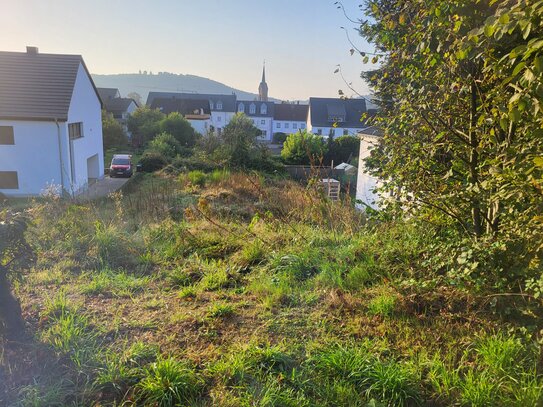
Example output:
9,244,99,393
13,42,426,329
149,97,212,135
147,92,236,135
98,87,139,139
356,127,383,210
307,97,369,138
273,103,308,138
0,47,104,197
237,101,275,142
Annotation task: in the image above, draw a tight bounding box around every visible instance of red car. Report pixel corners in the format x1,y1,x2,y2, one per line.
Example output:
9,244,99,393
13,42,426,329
109,154,133,178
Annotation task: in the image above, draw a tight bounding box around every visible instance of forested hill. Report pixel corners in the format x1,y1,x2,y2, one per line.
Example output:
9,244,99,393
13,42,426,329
91,72,264,102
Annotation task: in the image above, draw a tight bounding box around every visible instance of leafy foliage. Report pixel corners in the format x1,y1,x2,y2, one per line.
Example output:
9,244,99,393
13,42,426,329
159,112,197,147
101,110,127,149
281,130,328,165
359,0,543,290
127,106,165,146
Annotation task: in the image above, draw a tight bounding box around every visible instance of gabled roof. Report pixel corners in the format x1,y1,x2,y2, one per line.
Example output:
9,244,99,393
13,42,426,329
97,87,120,102
0,49,100,121
150,97,211,116
309,97,367,128
103,97,137,115
273,103,309,122
237,100,275,117
146,92,237,112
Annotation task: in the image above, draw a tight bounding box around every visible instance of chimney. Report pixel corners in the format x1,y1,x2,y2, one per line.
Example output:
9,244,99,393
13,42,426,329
26,46,39,54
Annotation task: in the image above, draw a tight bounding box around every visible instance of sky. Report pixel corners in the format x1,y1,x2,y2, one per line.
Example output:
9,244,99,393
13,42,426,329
1,0,375,100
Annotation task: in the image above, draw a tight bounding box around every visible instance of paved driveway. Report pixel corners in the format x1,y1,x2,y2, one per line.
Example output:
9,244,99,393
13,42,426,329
80,176,129,200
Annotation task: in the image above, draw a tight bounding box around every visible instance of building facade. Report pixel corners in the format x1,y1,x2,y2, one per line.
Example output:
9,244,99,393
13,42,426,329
0,47,104,197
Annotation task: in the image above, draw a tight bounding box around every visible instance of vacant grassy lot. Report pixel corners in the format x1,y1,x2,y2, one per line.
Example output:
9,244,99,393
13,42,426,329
1,171,542,406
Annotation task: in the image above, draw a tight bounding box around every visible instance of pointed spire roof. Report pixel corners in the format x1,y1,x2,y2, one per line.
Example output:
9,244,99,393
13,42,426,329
261,63,266,83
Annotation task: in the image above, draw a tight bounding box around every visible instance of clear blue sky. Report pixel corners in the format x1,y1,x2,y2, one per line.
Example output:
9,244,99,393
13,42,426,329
2,0,374,100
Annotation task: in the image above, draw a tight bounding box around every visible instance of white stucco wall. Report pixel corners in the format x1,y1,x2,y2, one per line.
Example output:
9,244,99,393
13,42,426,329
356,134,381,210
250,117,273,142
0,120,69,197
210,111,234,132
273,120,306,134
188,118,211,135
66,62,104,194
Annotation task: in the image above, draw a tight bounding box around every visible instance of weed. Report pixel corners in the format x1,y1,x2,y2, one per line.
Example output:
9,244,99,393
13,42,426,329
137,357,204,406
187,170,207,186
80,269,150,298
367,290,397,318
207,303,235,319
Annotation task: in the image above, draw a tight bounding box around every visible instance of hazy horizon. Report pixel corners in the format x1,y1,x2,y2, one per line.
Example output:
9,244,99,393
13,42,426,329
2,0,375,101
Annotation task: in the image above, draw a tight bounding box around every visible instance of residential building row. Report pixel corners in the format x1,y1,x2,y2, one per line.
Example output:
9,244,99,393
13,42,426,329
0,48,380,210
146,66,373,142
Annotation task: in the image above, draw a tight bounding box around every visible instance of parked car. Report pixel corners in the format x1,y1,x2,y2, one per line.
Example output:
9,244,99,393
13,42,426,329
109,154,133,178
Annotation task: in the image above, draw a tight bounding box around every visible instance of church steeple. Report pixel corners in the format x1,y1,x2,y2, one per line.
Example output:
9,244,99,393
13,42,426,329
258,62,268,102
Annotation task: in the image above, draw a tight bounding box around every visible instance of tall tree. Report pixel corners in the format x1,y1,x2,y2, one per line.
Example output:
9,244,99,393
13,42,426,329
102,110,127,149
359,0,543,243
221,113,261,168
0,213,31,339
127,106,165,146
159,112,197,147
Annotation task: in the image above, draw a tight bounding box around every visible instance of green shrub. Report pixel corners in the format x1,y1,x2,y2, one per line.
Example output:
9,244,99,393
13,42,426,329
139,151,168,172
147,132,182,158
187,170,207,186
273,132,288,144
281,131,327,165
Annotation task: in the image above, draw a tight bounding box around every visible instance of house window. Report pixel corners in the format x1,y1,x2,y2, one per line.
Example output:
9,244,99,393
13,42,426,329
217,116,222,122
317,129,322,135
216,101,223,110
262,130,267,136
329,128,335,137
261,104,267,114
238,103,245,113
284,123,289,129
343,129,349,136
0,126,14,145
210,101,214,110
276,122,281,128
301,123,306,129
250,104,256,114
0,171,18,189
68,122,83,140
293,123,298,129
260,119,265,125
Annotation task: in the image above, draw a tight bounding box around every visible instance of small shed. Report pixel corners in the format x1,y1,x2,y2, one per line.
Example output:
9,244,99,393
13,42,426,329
334,162,357,176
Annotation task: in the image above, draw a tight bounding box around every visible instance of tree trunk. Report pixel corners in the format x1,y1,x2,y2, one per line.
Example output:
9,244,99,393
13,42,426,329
469,81,483,237
0,265,25,339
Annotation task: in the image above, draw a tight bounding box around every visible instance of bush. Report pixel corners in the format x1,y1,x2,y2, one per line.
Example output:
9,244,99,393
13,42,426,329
128,106,165,146
325,135,360,165
187,170,206,186
147,132,182,159
102,110,127,149
159,112,197,147
281,131,328,165
171,156,219,173
273,132,288,144
139,151,168,172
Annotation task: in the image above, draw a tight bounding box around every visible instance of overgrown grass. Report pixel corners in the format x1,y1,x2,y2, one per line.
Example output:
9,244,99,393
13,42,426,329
3,171,542,406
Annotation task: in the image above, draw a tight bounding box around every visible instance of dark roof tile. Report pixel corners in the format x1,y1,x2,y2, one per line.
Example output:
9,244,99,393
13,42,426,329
273,103,309,121
0,50,98,121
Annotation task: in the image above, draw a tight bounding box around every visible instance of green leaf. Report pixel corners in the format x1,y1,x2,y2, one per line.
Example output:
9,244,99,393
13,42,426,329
512,62,526,76
534,157,543,168
535,56,543,74
484,24,495,37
